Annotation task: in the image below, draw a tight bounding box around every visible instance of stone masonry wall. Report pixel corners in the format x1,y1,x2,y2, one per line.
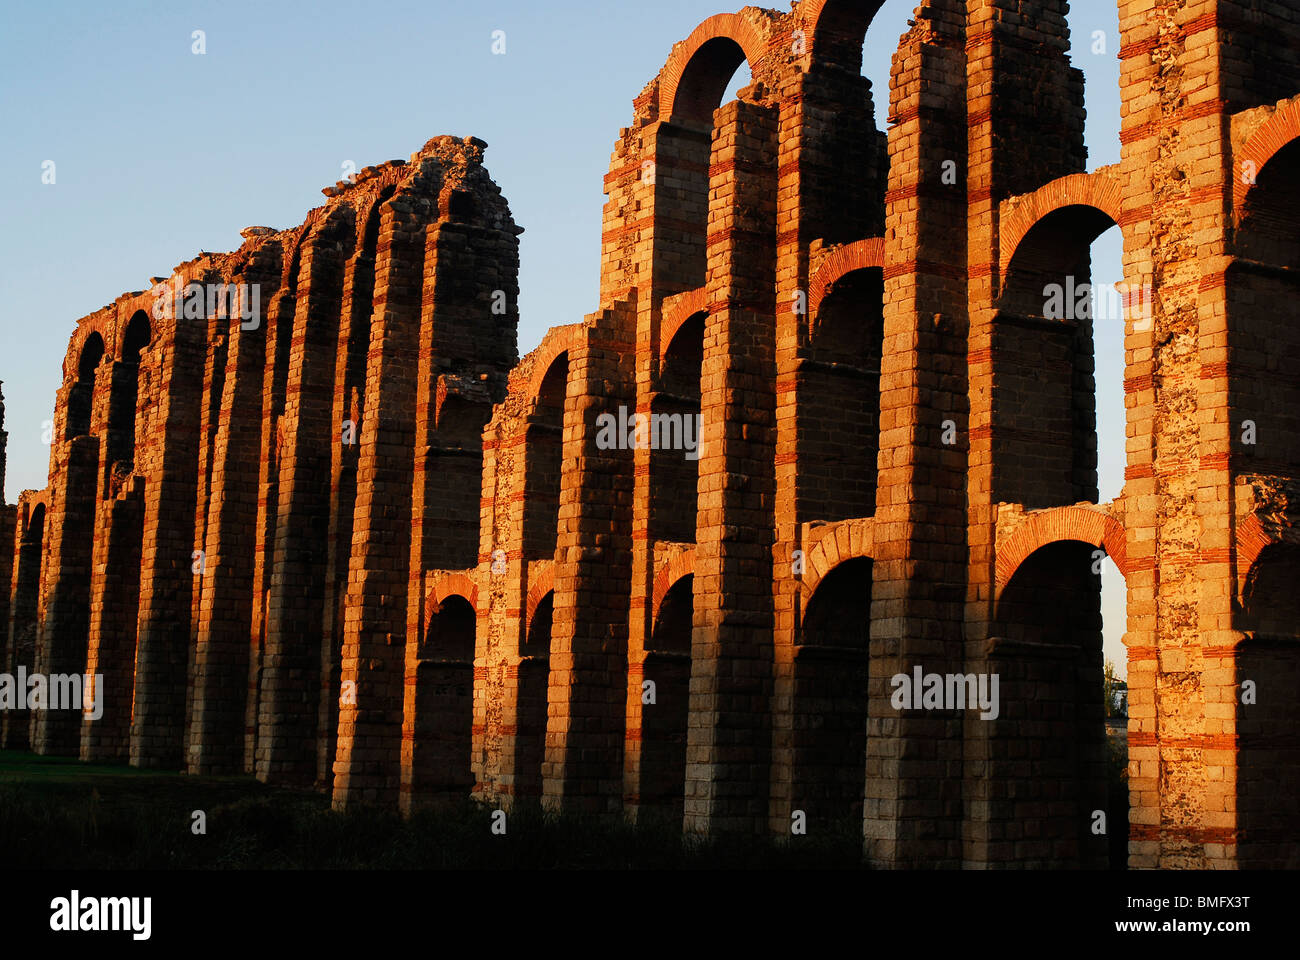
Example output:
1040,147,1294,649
3,0,1298,869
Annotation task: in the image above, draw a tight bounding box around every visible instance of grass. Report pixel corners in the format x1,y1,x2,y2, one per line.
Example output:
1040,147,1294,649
0,751,867,869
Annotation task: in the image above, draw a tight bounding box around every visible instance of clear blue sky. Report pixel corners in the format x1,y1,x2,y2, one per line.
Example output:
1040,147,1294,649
0,0,1126,671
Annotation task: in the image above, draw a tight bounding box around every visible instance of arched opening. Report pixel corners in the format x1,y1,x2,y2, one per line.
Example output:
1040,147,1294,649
719,61,753,108
515,590,553,799
1238,139,1300,270
1087,221,1129,733
794,556,872,838
1230,139,1300,865
800,268,884,522
1098,553,1128,870
670,37,750,130
412,594,476,795
523,355,567,562
1237,543,1300,866
996,204,1120,509
1242,542,1300,639
339,185,393,458
1066,0,1125,502
1087,224,1126,506
652,313,704,543
810,0,892,76
66,333,104,439
642,574,693,813
431,394,492,567
656,26,758,296
3,503,45,750
1233,139,1300,474
803,0,909,243
1064,0,1128,783
331,186,393,568
993,540,1115,868
108,311,151,470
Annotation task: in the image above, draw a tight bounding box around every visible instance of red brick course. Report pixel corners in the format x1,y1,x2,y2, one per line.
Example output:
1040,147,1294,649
3,0,1299,868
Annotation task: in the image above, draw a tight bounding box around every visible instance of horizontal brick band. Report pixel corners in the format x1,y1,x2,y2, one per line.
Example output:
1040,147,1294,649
1120,99,1226,145
1129,732,1237,750
1118,12,1219,61
1128,823,1237,844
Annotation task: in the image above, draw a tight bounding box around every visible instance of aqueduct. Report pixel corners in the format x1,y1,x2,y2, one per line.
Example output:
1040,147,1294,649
2,0,1299,868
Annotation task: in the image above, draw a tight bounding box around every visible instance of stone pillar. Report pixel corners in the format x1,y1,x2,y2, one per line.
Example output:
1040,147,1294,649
543,303,636,816
258,209,354,784
1116,0,1286,869
4,498,45,750
767,40,886,835
331,195,428,808
81,484,143,760
185,308,230,748
0,389,14,740
318,203,381,788
614,114,712,820
189,253,279,774
0,382,7,502
0,503,15,732
683,99,779,835
400,207,518,812
34,435,98,755
963,0,1099,868
247,233,307,773
130,288,208,769
471,381,532,805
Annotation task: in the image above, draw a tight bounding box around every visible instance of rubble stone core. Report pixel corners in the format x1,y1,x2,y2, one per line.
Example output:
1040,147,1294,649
4,0,1299,869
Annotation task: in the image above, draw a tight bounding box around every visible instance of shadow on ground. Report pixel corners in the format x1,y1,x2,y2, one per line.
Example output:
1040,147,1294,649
0,751,867,869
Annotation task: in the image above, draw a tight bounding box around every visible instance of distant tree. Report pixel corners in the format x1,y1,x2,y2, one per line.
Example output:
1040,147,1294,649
1103,659,1127,719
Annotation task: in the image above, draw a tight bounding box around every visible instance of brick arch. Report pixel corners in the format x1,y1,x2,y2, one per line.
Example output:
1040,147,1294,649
518,325,581,403
117,309,152,360
281,221,313,292
808,237,885,331
999,171,1124,279
65,325,108,380
659,14,768,127
19,491,50,539
358,180,400,231
1235,99,1300,219
525,563,555,631
659,287,707,360
995,507,1129,598
24,501,47,540
347,185,397,282
21,489,51,511
424,572,479,626
1236,515,1271,575
799,526,874,616
1233,515,1300,605
802,0,890,70
651,549,696,622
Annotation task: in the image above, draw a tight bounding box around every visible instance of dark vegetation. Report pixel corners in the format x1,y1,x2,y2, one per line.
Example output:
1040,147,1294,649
0,751,867,869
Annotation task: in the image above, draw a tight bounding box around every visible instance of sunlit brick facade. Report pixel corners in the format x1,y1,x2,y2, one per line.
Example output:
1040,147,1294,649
4,0,1299,869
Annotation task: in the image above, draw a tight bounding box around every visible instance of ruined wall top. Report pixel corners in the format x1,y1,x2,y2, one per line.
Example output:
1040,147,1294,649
56,134,520,384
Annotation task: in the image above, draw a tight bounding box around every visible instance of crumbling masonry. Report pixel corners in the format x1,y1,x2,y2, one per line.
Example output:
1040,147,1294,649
3,0,1298,868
